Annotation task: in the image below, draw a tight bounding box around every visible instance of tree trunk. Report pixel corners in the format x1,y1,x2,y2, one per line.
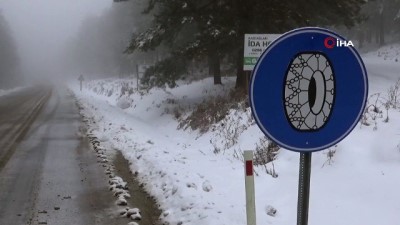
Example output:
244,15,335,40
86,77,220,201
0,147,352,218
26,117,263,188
357,30,364,49
212,55,222,85
207,54,212,75
366,28,372,43
235,47,246,90
379,13,385,46
375,18,380,44
209,49,222,85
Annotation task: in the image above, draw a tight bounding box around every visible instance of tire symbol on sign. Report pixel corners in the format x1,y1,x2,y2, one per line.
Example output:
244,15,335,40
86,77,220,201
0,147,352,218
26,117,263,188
284,52,335,131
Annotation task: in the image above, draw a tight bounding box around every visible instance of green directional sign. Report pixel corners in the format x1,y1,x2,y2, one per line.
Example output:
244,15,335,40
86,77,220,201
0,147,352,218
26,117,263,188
244,57,259,66
243,34,280,71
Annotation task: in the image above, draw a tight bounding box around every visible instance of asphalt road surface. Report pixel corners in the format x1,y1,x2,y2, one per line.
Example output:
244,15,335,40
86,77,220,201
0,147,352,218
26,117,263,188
0,87,129,225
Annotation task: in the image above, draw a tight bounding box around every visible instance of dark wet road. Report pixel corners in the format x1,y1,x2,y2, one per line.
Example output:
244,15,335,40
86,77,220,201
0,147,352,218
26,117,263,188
0,87,126,225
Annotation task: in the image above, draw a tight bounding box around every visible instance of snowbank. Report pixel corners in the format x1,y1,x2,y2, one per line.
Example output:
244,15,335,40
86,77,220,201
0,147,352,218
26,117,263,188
70,59,400,225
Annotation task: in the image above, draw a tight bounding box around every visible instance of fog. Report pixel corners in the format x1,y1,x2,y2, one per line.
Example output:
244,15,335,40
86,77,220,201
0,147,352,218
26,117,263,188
0,0,397,88
0,0,112,84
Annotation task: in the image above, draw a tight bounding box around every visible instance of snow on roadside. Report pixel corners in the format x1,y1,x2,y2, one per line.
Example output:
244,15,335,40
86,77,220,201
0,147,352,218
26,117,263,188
70,65,400,225
0,86,24,97
363,44,400,94
72,78,256,225
363,44,400,62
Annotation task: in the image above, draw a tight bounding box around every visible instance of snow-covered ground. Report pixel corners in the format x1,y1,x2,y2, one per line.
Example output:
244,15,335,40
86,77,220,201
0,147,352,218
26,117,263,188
69,46,400,225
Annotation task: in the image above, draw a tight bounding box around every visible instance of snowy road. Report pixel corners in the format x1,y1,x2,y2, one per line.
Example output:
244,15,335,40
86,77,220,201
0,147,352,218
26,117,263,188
364,58,400,93
0,87,128,225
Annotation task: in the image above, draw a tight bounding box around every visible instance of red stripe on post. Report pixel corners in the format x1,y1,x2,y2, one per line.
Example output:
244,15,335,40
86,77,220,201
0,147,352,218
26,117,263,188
246,160,253,176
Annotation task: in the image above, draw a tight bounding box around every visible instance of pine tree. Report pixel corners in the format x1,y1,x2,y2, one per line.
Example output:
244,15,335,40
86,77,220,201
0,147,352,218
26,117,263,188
0,12,20,88
127,0,366,89
64,0,151,77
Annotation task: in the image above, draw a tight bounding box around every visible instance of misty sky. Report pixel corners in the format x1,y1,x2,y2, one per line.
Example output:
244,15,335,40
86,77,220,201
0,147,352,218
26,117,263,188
0,0,112,78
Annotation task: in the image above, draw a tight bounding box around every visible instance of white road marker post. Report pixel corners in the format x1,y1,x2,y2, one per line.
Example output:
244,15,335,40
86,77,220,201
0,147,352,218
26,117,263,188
244,150,256,225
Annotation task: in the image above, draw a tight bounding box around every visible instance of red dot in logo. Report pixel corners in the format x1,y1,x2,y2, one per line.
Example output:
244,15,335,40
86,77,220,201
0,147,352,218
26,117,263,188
324,37,336,49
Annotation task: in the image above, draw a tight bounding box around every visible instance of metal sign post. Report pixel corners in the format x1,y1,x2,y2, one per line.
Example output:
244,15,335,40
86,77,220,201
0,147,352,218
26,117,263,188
78,75,84,91
297,152,312,225
137,64,151,91
136,64,139,91
249,27,368,225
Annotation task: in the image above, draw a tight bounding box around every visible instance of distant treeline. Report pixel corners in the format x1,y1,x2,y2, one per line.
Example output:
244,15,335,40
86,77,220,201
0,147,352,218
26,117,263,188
66,0,400,90
0,12,20,88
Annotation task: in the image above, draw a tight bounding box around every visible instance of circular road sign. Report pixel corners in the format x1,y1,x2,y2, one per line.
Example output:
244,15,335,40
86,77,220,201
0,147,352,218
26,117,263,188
249,27,368,152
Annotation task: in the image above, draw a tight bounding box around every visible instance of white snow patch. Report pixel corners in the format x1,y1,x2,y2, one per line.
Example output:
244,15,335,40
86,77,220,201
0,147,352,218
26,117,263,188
69,48,400,225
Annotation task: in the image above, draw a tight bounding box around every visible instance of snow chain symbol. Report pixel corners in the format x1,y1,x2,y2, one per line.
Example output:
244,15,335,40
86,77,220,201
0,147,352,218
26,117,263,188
284,52,335,131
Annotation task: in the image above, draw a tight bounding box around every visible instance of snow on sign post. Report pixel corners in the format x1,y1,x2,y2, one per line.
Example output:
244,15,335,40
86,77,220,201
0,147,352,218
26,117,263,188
249,27,368,225
243,34,280,71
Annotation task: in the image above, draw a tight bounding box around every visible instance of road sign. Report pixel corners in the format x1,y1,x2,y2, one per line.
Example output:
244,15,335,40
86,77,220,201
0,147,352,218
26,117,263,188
249,27,368,152
78,74,84,81
244,34,280,71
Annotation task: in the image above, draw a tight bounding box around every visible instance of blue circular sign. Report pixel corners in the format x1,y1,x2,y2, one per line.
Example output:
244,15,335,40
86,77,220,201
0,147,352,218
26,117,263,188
249,27,368,152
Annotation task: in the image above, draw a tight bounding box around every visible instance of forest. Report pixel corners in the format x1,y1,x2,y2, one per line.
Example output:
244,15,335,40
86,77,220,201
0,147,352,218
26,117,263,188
64,0,400,90
0,12,20,88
